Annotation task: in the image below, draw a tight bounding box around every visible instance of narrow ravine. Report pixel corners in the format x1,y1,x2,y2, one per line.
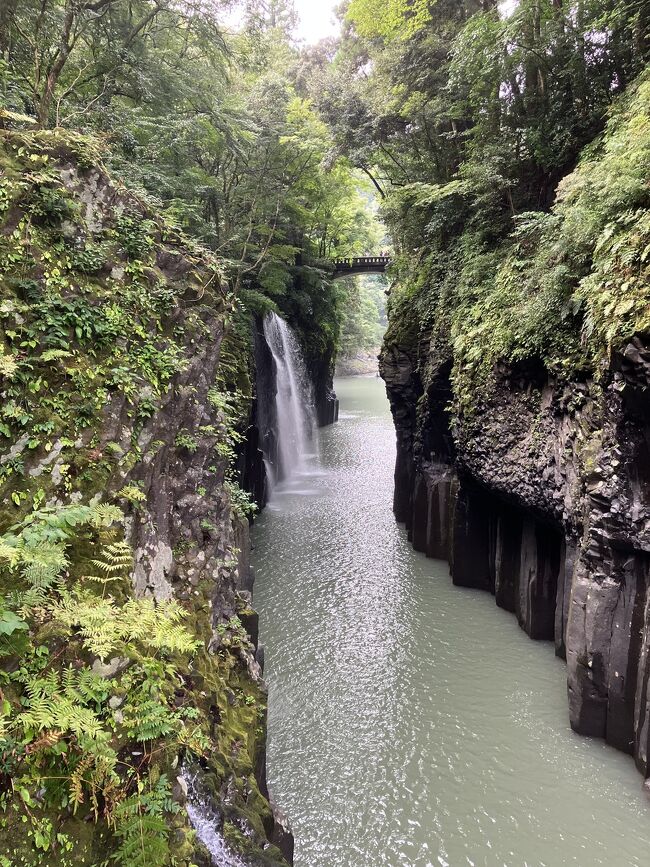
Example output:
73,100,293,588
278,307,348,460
252,376,650,867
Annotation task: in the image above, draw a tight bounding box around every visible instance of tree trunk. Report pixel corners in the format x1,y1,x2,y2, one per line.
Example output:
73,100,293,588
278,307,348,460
37,4,76,126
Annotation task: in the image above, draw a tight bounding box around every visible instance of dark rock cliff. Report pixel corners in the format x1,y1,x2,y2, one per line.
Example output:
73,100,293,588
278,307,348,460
311,354,340,428
381,332,650,777
0,128,292,866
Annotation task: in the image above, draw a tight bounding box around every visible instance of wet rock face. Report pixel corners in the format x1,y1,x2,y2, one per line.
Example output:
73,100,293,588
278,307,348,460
305,344,339,428
381,330,650,779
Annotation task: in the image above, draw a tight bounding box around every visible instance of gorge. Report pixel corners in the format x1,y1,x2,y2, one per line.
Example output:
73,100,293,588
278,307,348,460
1,0,649,865
253,376,650,866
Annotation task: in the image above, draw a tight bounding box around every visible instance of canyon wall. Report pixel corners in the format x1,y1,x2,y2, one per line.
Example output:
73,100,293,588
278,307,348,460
0,127,292,866
381,328,650,776
379,72,650,780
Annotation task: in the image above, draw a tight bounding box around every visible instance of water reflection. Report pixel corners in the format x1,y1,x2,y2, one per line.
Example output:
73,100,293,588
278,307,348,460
252,376,650,867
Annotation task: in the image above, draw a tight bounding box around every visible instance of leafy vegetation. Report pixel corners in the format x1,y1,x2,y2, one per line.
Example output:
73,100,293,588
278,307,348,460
2,0,648,863
0,501,200,866
0,127,284,864
1,0,381,363
314,0,650,411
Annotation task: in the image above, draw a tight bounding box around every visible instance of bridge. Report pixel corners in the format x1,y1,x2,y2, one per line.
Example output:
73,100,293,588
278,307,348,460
331,256,392,278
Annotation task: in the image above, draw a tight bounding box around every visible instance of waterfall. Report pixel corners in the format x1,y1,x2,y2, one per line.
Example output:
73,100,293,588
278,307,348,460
181,769,248,867
262,312,318,487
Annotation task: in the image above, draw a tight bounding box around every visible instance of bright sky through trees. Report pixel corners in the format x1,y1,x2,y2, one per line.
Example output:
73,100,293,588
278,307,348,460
224,1,340,43
293,0,340,42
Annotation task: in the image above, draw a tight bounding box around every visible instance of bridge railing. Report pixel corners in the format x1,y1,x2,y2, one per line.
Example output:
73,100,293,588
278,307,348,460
332,256,392,270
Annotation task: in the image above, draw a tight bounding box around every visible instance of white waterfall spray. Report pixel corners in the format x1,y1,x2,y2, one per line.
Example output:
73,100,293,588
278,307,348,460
263,311,318,487
181,770,248,867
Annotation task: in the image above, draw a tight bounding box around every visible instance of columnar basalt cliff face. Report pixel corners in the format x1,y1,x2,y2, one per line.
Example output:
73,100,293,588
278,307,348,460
379,71,650,781
0,128,291,866
310,355,340,428
381,333,650,776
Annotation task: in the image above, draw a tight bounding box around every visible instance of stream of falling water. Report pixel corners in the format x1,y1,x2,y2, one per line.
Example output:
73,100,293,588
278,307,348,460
262,312,319,488
181,769,248,867
252,375,650,867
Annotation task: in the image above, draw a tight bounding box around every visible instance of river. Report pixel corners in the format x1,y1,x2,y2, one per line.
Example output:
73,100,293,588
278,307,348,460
251,375,650,867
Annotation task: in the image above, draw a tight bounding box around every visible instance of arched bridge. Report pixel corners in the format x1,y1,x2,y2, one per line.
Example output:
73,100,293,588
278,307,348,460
331,256,392,278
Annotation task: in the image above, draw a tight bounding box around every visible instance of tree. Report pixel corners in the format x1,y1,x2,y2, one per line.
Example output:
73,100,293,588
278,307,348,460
245,0,299,34
346,0,432,39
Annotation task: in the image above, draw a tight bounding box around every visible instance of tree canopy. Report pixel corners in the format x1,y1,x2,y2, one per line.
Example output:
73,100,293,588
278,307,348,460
1,0,383,358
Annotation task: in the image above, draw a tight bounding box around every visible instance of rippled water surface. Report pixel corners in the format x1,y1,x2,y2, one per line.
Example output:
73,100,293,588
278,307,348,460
252,376,650,867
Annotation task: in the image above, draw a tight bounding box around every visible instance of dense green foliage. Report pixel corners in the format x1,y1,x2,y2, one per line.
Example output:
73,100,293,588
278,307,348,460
0,4,384,865
312,0,650,406
0,129,281,866
1,0,379,355
1,0,649,863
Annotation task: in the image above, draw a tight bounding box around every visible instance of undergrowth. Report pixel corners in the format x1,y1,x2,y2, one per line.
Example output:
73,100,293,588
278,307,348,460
0,127,278,865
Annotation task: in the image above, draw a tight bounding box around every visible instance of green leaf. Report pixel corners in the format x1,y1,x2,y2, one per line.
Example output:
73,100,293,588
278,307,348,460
0,610,29,636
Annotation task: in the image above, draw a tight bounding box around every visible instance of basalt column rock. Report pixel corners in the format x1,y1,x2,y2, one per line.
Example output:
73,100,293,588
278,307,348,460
493,506,523,615
254,316,280,474
380,343,421,524
382,321,650,782
516,519,562,641
311,354,339,427
449,484,493,592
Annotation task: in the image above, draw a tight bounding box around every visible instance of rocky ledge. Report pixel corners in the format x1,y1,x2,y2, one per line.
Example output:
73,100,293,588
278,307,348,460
381,333,650,777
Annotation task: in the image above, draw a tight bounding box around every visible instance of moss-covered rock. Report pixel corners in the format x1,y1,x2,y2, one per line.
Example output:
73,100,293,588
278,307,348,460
0,126,290,866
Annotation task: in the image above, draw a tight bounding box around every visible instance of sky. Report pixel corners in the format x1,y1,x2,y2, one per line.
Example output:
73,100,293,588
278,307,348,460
293,0,519,39
292,0,341,43
224,1,341,44
225,1,519,44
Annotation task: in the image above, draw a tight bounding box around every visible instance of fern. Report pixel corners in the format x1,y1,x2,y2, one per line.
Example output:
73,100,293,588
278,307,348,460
123,699,175,742
120,598,200,655
18,666,106,741
14,585,50,617
88,540,133,586
0,541,20,568
116,485,147,504
10,663,121,811
90,504,124,528
69,749,119,816
52,591,200,660
112,776,176,867
52,592,121,660
20,541,69,588
74,668,111,707
1,501,125,607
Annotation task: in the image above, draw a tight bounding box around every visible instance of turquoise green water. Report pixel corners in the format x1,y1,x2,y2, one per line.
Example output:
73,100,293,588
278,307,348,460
252,376,650,867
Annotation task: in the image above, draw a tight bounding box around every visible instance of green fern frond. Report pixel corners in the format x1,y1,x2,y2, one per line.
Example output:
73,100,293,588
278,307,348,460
112,776,176,867
18,667,106,741
90,541,133,577
90,504,124,528
123,699,175,741
0,541,20,568
21,542,68,588
52,591,199,661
